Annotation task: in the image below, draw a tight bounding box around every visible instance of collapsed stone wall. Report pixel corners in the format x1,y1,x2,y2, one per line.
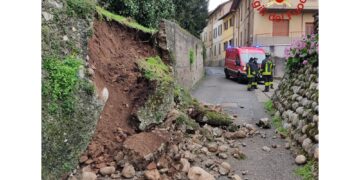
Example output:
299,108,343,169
272,64,319,159
158,20,204,90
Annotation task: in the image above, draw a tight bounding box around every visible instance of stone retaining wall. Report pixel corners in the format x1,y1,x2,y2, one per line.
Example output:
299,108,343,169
272,64,319,159
159,20,204,90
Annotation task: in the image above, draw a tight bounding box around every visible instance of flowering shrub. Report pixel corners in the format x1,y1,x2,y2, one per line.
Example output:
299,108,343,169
285,34,319,71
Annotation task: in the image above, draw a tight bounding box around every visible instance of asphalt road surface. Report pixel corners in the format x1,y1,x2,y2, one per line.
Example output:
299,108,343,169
191,67,300,180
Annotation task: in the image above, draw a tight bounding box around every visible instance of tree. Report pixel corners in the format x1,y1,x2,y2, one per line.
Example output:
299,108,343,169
173,0,208,37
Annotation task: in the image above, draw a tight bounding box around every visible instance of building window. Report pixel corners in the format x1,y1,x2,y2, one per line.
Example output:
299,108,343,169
306,22,314,35
218,25,222,36
229,39,234,46
219,43,221,54
273,20,289,36
214,45,216,56
230,18,234,27
224,41,228,50
224,21,228,30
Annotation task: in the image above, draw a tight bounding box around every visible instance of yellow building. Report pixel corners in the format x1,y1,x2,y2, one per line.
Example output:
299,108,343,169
219,10,235,65
201,0,232,66
232,0,319,57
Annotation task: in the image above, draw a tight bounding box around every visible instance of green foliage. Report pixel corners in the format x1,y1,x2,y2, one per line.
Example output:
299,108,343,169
189,48,195,65
138,56,173,83
96,6,157,34
98,0,175,29
172,0,209,37
43,56,82,115
98,0,208,37
272,115,288,136
66,0,96,18
205,111,233,126
176,113,200,131
295,160,316,180
264,100,275,115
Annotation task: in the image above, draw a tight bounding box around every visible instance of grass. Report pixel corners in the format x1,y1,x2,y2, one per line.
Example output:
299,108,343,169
264,100,275,115
272,115,288,136
264,100,288,136
138,56,173,83
295,160,316,180
96,6,157,34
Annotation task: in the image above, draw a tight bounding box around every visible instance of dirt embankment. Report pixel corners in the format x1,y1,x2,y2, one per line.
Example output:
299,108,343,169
84,19,158,169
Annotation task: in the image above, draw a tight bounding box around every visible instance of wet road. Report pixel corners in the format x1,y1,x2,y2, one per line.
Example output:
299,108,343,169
191,67,300,180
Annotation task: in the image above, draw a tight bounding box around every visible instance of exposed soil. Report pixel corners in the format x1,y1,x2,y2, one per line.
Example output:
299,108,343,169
84,19,158,168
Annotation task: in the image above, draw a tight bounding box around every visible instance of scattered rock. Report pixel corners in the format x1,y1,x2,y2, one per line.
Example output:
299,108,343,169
295,155,307,165
79,155,88,163
262,146,271,152
48,0,63,9
315,134,319,142
260,133,266,139
224,130,247,139
81,172,97,180
183,151,196,162
212,127,223,137
219,162,231,175
99,166,115,176
42,12,53,21
314,147,319,160
63,35,69,41
188,166,215,180
121,163,135,178
285,143,290,149
144,169,161,180
241,143,247,147
146,162,157,170
204,159,214,168
241,170,248,175
218,145,228,152
180,158,191,172
207,143,218,152
231,174,243,180
114,151,124,162
100,87,109,103
271,144,278,148
218,153,228,159
256,118,271,129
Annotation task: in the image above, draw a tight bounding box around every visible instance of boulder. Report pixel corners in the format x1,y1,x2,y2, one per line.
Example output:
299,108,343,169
81,172,97,180
144,169,161,180
256,118,271,129
219,162,231,175
121,163,135,178
188,166,215,180
207,143,218,152
100,166,115,176
295,155,307,165
180,158,191,172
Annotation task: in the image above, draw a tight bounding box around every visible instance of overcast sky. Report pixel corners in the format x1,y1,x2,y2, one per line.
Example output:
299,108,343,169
208,0,228,12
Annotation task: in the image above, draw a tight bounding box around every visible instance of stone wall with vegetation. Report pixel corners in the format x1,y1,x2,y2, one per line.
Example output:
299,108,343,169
42,0,103,179
272,64,319,160
159,20,204,90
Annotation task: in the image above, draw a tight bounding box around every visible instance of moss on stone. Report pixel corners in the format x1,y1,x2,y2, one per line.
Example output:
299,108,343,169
175,113,200,132
135,56,175,130
204,111,233,126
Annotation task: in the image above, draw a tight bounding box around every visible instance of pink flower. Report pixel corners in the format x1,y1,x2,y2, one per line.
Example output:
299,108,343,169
303,60,308,65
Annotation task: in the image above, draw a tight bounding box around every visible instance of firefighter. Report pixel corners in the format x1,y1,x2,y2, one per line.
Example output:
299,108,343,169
261,53,274,92
246,58,257,91
251,58,259,89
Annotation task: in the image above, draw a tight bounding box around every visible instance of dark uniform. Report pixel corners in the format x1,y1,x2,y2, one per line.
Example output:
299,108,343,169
251,58,259,89
261,55,274,92
246,58,258,91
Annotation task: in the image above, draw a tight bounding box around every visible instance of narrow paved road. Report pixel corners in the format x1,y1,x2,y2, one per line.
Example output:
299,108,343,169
191,67,300,180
